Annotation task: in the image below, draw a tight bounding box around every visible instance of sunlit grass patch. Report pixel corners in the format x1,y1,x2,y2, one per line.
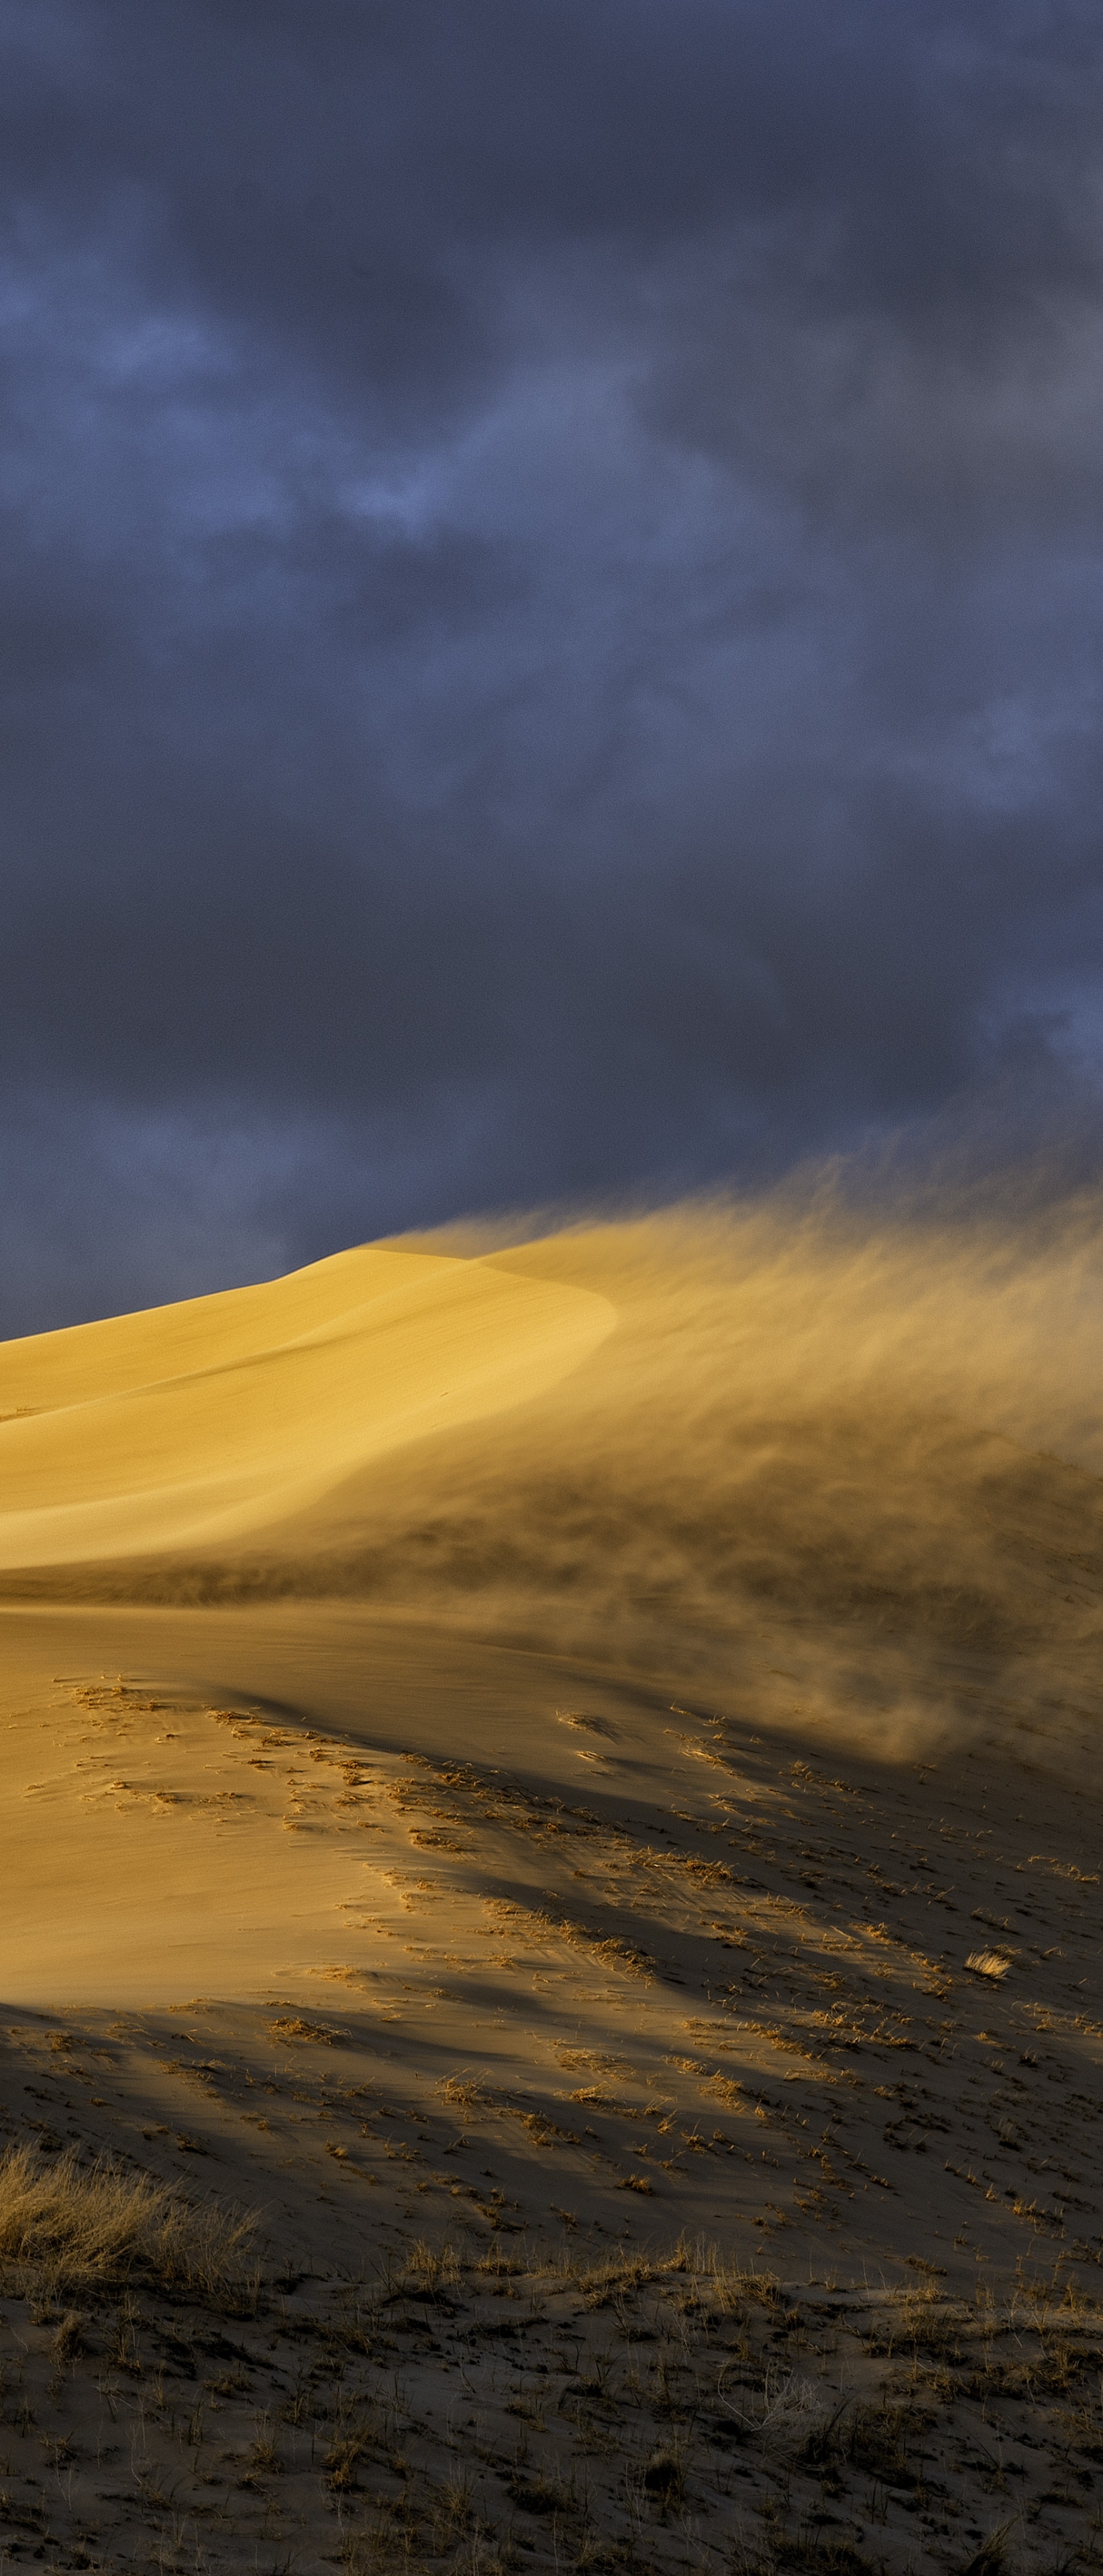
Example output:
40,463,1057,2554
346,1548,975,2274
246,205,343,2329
0,2141,257,2306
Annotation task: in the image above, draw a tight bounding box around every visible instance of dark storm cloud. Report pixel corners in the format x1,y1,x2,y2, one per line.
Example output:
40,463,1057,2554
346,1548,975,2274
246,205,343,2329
3,0,1103,1328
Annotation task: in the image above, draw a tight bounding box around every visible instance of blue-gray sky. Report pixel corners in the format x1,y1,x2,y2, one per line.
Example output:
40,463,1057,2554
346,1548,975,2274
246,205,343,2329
4,0,1103,1329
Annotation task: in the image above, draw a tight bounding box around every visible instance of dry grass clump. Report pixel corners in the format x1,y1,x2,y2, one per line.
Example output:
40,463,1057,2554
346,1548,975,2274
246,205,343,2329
405,2239,462,2296
325,2419,374,2491
0,2142,256,2304
268,2015,347,2044
845,2398,921,2485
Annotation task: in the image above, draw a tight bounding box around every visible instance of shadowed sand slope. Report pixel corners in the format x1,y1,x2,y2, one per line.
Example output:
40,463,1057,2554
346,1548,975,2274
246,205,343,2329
3,1599,1103,2571
0,1242,614,1569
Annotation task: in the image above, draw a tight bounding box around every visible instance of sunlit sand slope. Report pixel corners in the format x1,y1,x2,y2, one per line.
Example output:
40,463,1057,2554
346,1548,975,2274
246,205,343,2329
0,1243,614,1570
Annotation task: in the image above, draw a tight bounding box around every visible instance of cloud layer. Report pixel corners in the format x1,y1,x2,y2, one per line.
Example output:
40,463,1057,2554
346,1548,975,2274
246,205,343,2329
4,0,1103,1326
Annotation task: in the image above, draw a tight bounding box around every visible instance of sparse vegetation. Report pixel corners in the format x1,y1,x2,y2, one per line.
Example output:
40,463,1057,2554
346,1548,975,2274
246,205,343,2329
0,2149,1099,2568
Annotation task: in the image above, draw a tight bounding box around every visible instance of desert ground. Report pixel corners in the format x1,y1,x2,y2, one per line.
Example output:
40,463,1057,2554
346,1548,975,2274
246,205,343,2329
2,1204,1103,2574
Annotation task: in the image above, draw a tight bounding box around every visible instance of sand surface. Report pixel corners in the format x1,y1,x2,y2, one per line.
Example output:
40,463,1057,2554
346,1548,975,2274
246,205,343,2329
3,1210,1103,2572
0,1243,613,1568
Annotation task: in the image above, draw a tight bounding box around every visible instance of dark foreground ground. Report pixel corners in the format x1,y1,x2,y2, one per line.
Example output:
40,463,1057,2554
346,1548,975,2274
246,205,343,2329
2,1605,1103,2569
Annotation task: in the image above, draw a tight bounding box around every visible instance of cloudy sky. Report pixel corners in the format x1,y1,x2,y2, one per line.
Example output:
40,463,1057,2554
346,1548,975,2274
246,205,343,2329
4,0,1103,1329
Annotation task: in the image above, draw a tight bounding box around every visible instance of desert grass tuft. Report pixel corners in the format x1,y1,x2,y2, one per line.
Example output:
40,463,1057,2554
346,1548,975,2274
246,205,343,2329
955,2526,1015,2576
0,2141,258,2304
405,2237,462,2295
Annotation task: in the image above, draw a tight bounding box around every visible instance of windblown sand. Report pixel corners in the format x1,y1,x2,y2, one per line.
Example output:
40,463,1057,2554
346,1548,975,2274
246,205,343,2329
2,1204,1103,2573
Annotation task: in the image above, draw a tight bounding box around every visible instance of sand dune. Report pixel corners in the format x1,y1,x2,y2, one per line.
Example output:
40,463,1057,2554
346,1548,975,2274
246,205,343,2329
12,1197,1103,1772
0,1240,613,1568
3,1199,1103,2570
